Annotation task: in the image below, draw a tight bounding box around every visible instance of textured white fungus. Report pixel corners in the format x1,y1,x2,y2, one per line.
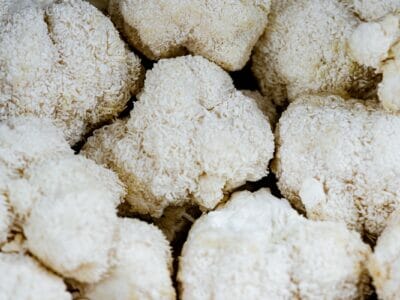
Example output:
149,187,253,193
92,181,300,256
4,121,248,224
347,0,400,21
178,189,371,300
252,0,376,106
24,156,123,283
241,90,278,128
274,94,400,238
108,0,271,71
0,117,125,283
369,211,400,300
84,218,175,300
0,253,71,300
83,55,274,217
0,0,143,144
349,14,400,112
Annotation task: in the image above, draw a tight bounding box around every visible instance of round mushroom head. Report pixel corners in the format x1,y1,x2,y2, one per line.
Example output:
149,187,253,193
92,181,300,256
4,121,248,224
24,156,124,283
84,218,175,300
0,253,71,300
0,0,143,144
349,14,400,112
252,0,376,107
274,94,400,238
178,189,371,300
83,55,274,217
108,0,271,71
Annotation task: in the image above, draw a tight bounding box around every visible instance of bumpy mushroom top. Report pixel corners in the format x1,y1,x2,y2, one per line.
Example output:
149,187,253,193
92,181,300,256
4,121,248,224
274,94,400,238
23,156,124,283
0,117,70,177
349,14,400,112
252,0,376,106
0,117,70,245
84,218,175,300
0,117,125,283
83,55,274,217
108,0,270,71
178,189,371,300
0,0,143,144
0,253,71,300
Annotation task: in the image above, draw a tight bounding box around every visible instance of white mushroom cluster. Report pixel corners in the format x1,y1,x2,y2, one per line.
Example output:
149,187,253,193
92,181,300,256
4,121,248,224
274,94,400,239
0,253,71,300
252,0,376,106
84,218,175,300
83,55,274,217
3,0,400,298
0,117,124,282
178,189,371,299
349,14,400,112
0,117,174,299
0,0,143,144
108,0,271,71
